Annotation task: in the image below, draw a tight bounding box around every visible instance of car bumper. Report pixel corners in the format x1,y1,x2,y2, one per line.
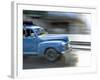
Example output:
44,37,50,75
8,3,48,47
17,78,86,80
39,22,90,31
61,47,72,54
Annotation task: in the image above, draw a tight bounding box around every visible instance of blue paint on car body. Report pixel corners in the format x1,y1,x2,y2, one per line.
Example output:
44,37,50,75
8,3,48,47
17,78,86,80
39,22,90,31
23,25,72,57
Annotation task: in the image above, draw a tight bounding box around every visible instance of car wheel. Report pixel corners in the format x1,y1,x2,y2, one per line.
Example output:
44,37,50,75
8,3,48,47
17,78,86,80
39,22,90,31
45,48,60,62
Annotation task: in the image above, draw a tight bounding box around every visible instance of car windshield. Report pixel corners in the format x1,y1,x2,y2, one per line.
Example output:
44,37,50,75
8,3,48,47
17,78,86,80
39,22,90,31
36,28,47,36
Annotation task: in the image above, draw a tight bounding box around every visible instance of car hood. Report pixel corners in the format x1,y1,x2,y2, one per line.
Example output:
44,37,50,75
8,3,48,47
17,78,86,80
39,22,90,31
39,34,69,42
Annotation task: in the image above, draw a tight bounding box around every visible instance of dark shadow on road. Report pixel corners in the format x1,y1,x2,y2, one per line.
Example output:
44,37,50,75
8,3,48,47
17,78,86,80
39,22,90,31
23,50,78,69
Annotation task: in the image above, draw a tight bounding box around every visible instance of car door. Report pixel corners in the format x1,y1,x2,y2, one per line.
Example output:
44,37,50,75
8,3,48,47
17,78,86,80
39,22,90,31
23,28,37,54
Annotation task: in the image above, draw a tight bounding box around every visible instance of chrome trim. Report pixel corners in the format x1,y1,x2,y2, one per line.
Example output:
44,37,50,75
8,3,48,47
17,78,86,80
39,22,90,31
61,47,72,54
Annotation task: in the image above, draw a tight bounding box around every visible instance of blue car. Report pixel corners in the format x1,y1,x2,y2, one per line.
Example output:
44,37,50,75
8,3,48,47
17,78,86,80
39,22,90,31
23,25,72,61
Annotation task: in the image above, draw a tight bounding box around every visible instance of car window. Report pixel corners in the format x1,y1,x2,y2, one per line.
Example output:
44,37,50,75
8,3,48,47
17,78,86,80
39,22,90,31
23,29,34,37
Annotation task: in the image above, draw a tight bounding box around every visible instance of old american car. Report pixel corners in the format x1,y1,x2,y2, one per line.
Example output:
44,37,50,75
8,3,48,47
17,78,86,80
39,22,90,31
23,25,72,61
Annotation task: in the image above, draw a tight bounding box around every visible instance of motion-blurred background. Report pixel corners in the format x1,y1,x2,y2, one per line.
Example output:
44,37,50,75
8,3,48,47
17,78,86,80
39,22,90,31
23,10,91,34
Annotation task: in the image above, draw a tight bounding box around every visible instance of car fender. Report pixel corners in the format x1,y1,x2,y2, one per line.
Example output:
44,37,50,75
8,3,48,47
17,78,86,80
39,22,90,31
37,41,66,56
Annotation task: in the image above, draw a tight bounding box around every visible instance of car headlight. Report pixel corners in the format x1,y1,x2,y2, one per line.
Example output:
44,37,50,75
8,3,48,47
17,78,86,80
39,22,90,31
68,43,71,47
64,43,68,50
64,43,71,50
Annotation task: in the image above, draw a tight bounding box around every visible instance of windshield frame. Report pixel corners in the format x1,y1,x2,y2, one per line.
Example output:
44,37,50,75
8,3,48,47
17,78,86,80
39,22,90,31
34,28,47,36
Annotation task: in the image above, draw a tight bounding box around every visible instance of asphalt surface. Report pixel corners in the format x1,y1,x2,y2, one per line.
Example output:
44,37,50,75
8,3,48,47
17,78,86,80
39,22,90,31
23,49,91,69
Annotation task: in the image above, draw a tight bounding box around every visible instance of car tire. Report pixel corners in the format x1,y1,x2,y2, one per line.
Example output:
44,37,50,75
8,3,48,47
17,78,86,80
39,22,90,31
45,48,60,62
